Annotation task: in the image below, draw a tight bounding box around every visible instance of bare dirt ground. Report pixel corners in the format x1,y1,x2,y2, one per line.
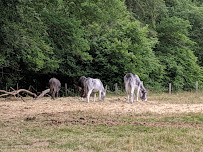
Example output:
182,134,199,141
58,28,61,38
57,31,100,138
0,96,203,121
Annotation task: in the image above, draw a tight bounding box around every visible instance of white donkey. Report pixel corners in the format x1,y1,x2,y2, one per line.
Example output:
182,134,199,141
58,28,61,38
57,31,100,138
124,73,147,103
83,78,106,103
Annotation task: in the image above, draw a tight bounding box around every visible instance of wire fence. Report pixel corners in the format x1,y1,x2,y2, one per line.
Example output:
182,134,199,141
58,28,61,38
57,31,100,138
2,81,202,98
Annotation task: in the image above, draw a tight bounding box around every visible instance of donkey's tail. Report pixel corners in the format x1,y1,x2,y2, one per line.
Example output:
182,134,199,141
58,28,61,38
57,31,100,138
124,76,133,93
127,77,134,88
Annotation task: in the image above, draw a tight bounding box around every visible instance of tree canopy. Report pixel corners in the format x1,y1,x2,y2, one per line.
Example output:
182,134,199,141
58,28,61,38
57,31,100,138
0,0,202,92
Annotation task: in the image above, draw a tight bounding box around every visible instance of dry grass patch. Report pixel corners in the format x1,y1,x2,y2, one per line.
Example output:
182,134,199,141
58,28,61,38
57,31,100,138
0,92,203,151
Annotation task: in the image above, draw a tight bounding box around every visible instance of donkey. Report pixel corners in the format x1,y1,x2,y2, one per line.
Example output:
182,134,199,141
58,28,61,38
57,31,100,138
83,77,106,103
49,78,61,100
124,73,147,103
78,76,87,98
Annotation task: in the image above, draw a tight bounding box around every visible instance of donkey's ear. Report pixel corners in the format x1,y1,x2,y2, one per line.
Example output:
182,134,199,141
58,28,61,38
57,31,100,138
146,89,150,93
105,85,108,92
104,88,107,93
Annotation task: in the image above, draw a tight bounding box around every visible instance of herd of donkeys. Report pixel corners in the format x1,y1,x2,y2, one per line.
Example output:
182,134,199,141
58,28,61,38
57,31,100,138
49,73,147,103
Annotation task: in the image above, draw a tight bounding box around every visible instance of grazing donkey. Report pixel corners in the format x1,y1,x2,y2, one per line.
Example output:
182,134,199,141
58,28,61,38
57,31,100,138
78,76,87,98
83,77,106,103
124,73,147,103
49,78,61,100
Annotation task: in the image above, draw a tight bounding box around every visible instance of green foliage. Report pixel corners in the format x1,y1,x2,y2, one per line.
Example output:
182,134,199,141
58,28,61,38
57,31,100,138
125,0,202,90
125,0,168,29
165,0,203,66
0,0,202,91
0,0,59,87
41,7,91,77
156,16,200,90
86,20,163,87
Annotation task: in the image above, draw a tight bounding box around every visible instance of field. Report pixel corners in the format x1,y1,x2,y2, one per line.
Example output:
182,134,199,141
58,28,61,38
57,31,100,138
0,92,203,152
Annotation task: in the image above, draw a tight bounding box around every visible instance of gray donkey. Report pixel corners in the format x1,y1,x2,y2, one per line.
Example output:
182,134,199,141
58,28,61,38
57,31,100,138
83,77,106,103
78,76,87,98
49,78,61,100
124,73,147,103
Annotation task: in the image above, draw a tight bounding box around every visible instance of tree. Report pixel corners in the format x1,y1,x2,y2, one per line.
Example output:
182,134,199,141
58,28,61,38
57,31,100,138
0,0,58,88
125,0,167,29
165,0,203,66
89,20,163,88
156,16,201,90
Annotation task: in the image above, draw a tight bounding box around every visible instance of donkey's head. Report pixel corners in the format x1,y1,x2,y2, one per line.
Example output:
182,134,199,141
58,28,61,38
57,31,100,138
140,81,147,101
101,88,107,101
140,89,147,101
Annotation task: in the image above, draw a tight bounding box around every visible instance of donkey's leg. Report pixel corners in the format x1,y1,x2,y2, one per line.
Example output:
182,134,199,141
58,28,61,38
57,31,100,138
51,88,56,100
125,84,130,103
56,91,58,98
56,90,59,99
131,87,134,104
127,93,130,103
54,87,57,99
136,86,140,102
94,93,96,102
82,87,87,101
51,93,54,100
87,89,93,103
52,91,56,100
99,91,102,100
50,87,54,100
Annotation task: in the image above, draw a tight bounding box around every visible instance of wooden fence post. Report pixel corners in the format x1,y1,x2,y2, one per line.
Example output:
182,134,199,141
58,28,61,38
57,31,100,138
65,83,67,97
105,85,108,91
115,83,118,94
169,83,171,95
196,81,198,92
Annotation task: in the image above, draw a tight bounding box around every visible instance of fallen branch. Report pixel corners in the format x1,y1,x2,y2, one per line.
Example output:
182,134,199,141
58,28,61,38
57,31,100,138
35,89,50,99
0,93,9,97
0,89,37,98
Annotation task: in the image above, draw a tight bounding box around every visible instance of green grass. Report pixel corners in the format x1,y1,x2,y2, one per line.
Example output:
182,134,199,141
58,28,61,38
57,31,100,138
0,92,203,152
122,113,203,124
148,91,203,104
0,112,203,152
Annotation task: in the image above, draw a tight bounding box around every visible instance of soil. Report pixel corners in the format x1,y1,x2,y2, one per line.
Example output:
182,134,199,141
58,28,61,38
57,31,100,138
0,96,202,121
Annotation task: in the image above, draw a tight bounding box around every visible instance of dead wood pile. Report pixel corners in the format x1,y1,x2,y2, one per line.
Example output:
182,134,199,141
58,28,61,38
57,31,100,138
0,88,50,99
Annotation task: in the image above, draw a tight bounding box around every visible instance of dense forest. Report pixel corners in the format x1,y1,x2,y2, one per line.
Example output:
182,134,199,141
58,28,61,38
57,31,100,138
0,0,202,92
